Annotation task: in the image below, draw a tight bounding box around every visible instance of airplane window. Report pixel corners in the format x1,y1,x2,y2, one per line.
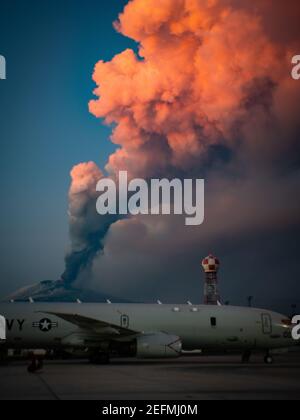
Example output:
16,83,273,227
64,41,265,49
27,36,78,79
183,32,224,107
211,317,217,327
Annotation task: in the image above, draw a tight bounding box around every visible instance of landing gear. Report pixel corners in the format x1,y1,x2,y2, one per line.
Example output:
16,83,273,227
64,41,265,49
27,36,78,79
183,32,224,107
27,353,44,373
89,351,110,365
264,352,274,365
242,351,252,364
0,348,8,365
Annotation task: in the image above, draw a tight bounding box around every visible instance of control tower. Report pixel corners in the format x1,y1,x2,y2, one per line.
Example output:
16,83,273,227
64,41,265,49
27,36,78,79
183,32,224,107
202,254,220,305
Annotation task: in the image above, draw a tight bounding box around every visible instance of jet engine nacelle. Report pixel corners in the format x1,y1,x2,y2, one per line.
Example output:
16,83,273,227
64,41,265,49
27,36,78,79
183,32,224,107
136,332,182,359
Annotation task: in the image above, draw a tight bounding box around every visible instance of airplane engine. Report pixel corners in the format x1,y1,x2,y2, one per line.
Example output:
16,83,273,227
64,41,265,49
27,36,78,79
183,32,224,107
135,332,182,359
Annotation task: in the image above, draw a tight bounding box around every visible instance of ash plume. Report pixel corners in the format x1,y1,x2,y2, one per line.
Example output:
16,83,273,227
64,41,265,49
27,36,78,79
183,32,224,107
61,162,119,284
62,0,300,286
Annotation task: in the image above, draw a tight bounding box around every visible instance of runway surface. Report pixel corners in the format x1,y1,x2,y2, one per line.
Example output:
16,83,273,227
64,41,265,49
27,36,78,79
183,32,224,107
1,353,300,400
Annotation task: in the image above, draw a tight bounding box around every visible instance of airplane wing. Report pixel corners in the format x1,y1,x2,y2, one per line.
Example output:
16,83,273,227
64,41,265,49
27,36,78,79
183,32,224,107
39,311,138,338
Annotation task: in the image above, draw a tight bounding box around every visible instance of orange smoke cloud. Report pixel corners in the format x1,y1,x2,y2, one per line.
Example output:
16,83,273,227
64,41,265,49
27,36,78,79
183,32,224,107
89,0,295,178
65,0,300,283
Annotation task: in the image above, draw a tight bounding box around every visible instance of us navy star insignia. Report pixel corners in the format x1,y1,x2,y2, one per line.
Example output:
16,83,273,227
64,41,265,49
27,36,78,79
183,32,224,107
32,318,58,332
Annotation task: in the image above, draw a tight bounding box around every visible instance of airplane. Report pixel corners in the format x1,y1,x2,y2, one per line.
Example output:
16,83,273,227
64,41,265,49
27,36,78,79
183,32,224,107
0,302,297,370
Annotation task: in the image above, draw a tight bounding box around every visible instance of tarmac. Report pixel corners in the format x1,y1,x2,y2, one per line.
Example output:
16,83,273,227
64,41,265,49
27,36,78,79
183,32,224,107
0,353,300,400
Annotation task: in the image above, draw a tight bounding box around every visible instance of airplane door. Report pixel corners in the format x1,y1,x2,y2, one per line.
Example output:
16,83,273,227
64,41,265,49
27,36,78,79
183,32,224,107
261,313,272,335
120,314,129,329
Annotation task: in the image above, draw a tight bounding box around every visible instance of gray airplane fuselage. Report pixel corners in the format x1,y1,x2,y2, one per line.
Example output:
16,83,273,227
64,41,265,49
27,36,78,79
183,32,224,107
0,303,295,353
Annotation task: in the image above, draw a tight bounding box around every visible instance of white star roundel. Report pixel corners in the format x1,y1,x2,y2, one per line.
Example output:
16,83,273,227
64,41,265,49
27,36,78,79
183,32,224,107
32,318,58,332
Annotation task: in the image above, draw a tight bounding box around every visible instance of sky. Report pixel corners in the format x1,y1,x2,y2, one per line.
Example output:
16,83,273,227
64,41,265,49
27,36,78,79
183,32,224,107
0,0,300,314
0,0,133,295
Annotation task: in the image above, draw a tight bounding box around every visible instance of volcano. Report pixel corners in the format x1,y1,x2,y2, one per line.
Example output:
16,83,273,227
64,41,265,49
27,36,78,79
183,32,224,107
2,280,130,303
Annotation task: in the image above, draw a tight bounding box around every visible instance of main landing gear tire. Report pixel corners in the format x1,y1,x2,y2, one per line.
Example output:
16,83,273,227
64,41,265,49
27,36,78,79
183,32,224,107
0,349,8,365
264,354,274,365
89,352,110,365
27,355,44,373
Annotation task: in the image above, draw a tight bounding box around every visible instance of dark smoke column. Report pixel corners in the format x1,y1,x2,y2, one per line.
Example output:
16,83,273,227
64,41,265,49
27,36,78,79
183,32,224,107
61,162,120,286
202,254,220,305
